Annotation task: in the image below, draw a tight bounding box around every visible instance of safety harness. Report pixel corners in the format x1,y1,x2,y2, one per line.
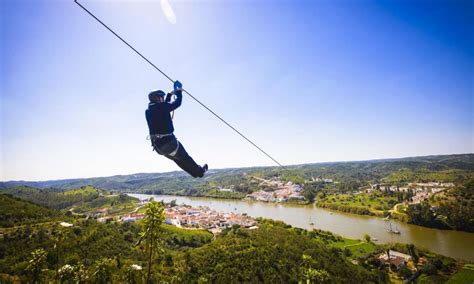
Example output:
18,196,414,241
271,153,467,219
147,134,180,157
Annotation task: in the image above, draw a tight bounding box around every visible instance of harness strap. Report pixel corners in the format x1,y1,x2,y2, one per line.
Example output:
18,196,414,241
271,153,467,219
148,135,180,157
168,141,180,157
147,133,173,140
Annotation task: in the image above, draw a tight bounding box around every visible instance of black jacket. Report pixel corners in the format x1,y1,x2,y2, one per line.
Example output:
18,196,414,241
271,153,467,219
145,90,182,135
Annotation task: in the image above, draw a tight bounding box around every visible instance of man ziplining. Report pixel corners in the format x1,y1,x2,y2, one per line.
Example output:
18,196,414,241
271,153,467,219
146,80,208,178
74,0,286,175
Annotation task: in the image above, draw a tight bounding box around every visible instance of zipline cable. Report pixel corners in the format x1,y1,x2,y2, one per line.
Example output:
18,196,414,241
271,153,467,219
74,0,287,170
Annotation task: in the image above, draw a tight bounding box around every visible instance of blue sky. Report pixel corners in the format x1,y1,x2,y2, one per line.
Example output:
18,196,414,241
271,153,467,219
1,0,472,181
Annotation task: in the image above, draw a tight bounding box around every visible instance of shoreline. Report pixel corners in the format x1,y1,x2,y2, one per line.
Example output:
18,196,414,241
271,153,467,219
129,193,474,261
129,192,471,234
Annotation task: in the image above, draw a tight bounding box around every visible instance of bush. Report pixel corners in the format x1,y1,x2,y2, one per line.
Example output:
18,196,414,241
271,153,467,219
433,258,443,269
421,263,438,275
397,266,412,279
73,227,82,236
343,248,352,257
363,234,371,242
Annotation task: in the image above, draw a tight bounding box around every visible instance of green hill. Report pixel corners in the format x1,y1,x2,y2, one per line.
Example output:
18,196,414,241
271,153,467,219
1,186,140,217
1,154,472,196
0,217,384,283
0,200,465,283
178,221,384,283
406,180,474,232
0,194,62,227
73,192,139,214
0,185,101,210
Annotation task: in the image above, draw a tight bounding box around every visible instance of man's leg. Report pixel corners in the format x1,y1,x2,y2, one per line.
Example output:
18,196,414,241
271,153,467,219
167,142,205,178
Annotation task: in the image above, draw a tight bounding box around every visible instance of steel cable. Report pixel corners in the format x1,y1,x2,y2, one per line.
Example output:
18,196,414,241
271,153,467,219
74,0,287,170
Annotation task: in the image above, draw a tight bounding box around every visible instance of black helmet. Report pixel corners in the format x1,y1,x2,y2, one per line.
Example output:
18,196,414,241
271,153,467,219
148,90,165,101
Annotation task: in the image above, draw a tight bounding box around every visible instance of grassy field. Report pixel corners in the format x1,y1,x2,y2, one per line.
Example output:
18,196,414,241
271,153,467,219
73,193,139,215
316,192,398,216
329,238,378,258
391,204,409,222
160,224,214,248
62,185,98,195
446,264,474,284
202,189,246,199
308,229,379,259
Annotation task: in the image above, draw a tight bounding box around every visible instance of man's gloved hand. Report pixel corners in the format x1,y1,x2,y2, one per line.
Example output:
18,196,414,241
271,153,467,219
174,80,183,92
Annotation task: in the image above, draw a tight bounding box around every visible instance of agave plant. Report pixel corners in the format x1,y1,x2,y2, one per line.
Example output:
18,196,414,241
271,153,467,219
137,200,165,283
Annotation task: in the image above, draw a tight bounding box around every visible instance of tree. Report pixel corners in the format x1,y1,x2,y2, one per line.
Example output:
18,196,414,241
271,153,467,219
123,264,143,284
305,268,329,284
421,263,438,275
73,263,90,283
363,234,371,243
138,200,165,283
386,249,391,271
301,254,330,283
58,264,75,283
303,189,317,203
92,257,115,284
119,193,128,202
26,248,48,283
406,244,419,264
397,265,412,279
52,226,65,280
343,248,352,257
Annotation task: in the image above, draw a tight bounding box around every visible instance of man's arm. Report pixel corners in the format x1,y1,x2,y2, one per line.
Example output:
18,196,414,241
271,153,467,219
166,81,183,112
167,89,182,112
165,92,172,103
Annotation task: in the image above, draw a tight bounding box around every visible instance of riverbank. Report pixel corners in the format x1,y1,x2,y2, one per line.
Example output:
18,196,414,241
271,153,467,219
146,190,474,232
129,193,474,261
104,192,473,283
307,227,469,283
130,196,472,282
315,192,396,217
136,191,411,226
314,194,409,222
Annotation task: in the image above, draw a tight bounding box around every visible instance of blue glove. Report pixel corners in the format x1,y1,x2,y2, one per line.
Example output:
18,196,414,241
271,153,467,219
174,80,183,92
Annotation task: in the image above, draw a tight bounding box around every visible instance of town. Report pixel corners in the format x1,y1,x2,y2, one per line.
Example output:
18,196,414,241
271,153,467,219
246,176,304,202
163,205,257,232
367,181,455,205
95,200,258,233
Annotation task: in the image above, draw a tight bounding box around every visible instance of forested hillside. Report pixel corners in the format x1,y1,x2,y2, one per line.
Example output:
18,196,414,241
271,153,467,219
1,154,473,197
406,180,474,232
0,186,101,210
180,221,384,283
0,216,383,283
2,154,473,233
0,185,138,212
0,194,62,227
0,189,469,283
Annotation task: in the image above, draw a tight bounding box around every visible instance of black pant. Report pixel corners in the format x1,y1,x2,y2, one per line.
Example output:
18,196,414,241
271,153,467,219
152,135,205,178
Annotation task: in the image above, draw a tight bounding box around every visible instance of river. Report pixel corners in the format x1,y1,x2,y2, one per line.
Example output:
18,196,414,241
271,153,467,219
129,193,474,261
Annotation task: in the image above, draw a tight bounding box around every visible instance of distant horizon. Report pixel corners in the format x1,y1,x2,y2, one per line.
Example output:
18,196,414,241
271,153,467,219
1,152,471,183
